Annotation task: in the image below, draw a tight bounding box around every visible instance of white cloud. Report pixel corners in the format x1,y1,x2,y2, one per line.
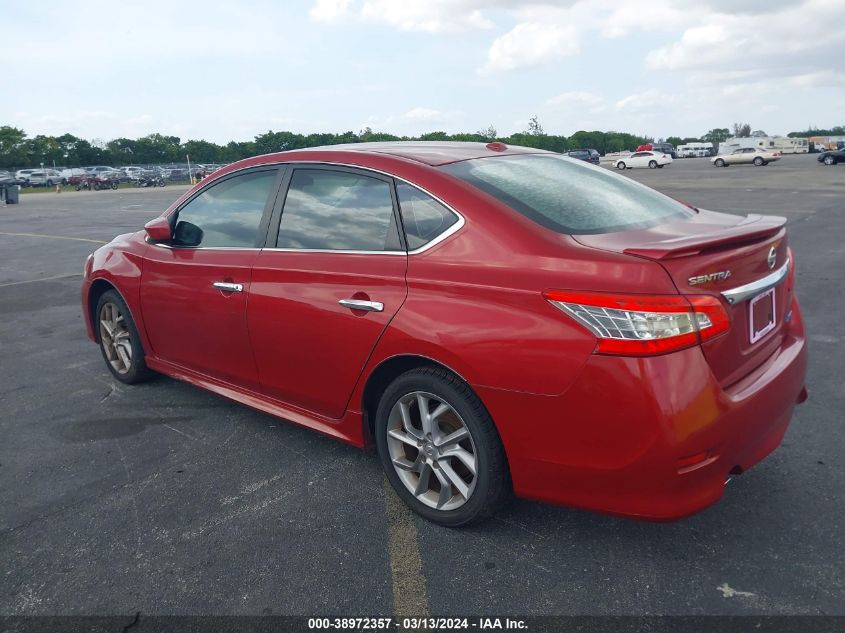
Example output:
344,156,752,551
599,0,701,38
791,70,845,89
480,22,579,75
310,0,353,21
546,91,607,111
645,0,845,82
361,0,493,32
616,90,677,113
403,107,445,120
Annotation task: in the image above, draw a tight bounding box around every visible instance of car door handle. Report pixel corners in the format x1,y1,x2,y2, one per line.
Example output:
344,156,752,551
339,299,383,312
212,282,243,293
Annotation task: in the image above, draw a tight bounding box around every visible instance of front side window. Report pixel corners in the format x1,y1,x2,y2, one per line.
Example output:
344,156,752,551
173,169,277,247
276,169,400,251
396,183,458,250
441,154,692,235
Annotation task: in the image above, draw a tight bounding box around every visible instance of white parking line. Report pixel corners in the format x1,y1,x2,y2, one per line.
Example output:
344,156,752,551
0,273,82,287
0,231,107,244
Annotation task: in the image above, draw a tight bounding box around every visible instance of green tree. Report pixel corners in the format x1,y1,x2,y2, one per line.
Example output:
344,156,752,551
787,125,845,137
418,131,450,141
476,125,497,141
0,126,28,169
527,115,544,136
732,123,751,138
703,128,731,144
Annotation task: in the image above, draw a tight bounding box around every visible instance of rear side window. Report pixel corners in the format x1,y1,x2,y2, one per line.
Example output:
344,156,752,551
396,183,458,250
173,169,277,247
441,154,692,234
277,169,401,251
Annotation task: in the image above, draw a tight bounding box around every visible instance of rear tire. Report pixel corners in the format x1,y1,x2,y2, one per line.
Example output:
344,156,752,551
375,367,510,527
753,157,764,166
648,160,657,169
95,290,154,384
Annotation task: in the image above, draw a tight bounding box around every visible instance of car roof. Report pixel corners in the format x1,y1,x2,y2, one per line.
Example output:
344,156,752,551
293,141,551,166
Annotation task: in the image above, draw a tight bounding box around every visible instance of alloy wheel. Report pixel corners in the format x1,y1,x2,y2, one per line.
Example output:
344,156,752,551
385,391,478,511
99,302,132,374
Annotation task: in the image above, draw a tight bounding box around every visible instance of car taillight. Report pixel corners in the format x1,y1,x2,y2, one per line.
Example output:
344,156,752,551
543,290,730,356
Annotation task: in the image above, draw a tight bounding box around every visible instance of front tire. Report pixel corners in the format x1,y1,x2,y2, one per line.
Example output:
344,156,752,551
95,290,154,384
824,155,835,165
616,162,626,170
375,367,510,527
714,158,725,167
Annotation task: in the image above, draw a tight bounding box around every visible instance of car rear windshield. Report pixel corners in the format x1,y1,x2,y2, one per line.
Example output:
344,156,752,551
441,154,692,234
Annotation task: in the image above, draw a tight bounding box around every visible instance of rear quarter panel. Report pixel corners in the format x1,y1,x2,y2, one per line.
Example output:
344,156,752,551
363,185,680,396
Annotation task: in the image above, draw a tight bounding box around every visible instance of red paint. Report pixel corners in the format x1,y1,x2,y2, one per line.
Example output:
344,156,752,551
81,143,808,520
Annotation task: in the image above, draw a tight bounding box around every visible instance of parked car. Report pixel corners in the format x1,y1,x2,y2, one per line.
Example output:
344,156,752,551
0,170,16,186
712,148,781,167
120,167,144,181
636,143,676,159
817,148,845,165
81,141,807,526
60,168,87,181
14,169,37,184
85,166,120,177
26,169,65,187
566,149,600,165
613,150,673,169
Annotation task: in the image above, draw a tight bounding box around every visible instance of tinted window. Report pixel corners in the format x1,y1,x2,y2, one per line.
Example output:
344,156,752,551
277,169,400,251
396,183,459,250
441,154,692,235
173,170,277,247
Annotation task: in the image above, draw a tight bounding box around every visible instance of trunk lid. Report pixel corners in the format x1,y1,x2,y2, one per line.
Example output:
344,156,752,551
574,210,792,386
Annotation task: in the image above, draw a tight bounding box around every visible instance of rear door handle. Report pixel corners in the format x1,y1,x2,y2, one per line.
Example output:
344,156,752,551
213,282,243,293
339,299,383,312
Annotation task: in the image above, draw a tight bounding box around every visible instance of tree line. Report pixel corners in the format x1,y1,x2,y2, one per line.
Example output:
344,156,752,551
1,120,840,170
0,123,652,170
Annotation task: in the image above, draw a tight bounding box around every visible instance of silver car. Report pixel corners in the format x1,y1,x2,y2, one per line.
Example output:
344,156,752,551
711,147,781,167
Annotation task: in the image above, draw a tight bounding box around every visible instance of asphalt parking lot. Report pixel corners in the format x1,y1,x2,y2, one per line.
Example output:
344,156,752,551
1,154,843,618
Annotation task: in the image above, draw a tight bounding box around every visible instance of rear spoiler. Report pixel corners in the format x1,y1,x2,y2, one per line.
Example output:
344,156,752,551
623,214,787,259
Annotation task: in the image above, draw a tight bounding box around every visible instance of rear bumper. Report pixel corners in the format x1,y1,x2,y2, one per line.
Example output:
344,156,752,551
477,296,808,521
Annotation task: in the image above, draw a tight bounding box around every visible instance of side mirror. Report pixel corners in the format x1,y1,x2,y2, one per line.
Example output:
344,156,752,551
144,217,172,243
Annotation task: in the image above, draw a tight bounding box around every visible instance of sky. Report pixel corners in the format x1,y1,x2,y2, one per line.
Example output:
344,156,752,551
2,0,844,144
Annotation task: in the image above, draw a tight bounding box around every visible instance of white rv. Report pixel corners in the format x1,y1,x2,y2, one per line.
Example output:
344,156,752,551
772,137,809,154
718,137,775,154
676,142,715,158
718,136,808,155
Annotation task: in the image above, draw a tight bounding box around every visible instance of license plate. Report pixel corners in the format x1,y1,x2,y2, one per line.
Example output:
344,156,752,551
749,288,776,344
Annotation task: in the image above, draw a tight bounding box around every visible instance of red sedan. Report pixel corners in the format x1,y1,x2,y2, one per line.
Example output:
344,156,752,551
81,142,808,526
